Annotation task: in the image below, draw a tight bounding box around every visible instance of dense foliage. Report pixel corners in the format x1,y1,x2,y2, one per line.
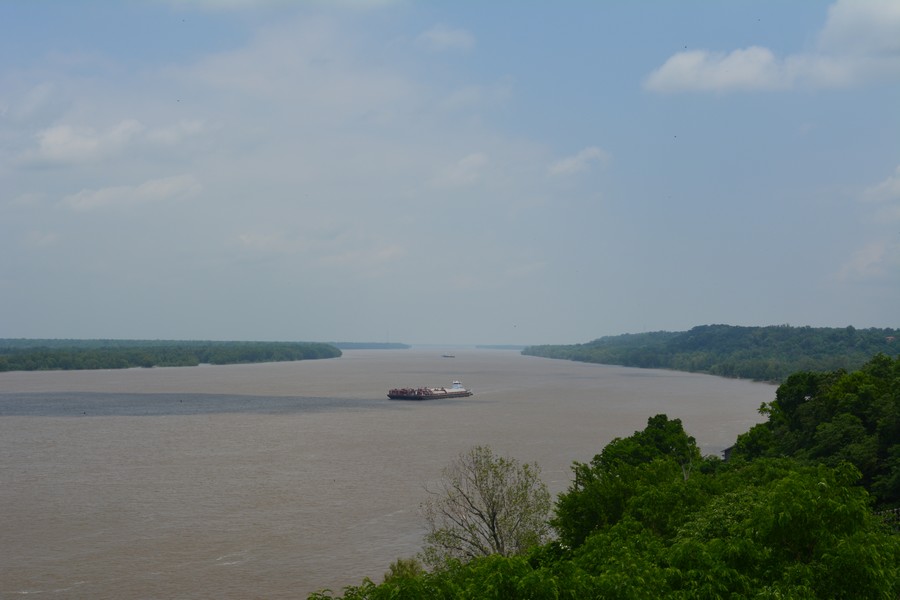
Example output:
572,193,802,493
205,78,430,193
523,324,900,382
311,357,900,599
732,353,900,508
0,339,341,371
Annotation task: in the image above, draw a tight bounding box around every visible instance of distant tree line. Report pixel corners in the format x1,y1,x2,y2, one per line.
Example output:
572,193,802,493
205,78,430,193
523,324,900,382
311,354,900,599
0,339,341,372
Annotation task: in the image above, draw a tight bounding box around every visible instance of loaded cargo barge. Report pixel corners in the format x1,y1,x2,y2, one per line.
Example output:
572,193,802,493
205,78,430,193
387,380,473,400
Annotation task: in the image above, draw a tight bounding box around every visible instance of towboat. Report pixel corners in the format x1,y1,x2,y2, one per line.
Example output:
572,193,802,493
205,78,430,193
387,380,473,400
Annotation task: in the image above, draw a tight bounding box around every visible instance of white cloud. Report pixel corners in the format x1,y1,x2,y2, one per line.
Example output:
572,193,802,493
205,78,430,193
169,16,418,121
836,240,899,281
645,47,790,92
645,0,900,92
416,25,476,52
165,0,401,10
27,120,142,164
818,0,900,57
32,124,104,162
548,147,609,176
862,164,900,207
62,174,201,211
643,47,866,92
431,152,489,187
23,119,206,165
858,164,900,226
836,164,900,282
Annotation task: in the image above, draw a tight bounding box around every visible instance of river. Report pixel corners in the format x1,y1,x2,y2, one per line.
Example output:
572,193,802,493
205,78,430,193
0,349,775,598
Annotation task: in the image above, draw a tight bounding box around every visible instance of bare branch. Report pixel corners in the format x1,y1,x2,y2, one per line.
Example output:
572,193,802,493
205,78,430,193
419,445,551,568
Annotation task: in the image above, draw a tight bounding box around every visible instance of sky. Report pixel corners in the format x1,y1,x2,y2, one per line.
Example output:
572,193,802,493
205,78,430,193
1,0,899,346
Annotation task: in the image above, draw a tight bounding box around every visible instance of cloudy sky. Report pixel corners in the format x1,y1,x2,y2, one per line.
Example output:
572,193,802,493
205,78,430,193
2,1,898,345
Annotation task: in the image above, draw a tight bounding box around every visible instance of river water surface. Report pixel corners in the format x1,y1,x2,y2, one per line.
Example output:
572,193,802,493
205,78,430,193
0,349,776,598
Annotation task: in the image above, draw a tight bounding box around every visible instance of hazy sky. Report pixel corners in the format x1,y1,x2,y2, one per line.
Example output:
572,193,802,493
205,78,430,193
2,1,899,345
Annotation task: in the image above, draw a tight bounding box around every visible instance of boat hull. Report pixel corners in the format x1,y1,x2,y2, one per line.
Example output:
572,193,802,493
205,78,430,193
388,380,472,400
387,390,473,400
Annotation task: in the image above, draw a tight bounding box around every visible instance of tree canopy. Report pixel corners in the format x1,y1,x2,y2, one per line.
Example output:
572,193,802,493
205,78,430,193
523,324,900,382
732,353,900,507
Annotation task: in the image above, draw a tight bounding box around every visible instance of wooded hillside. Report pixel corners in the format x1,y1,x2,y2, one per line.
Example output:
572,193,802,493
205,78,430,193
523,324,899,381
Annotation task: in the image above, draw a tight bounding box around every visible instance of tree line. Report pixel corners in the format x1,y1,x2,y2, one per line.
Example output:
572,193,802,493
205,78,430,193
311,353,900,599
0,339,341,371
523,324,900,382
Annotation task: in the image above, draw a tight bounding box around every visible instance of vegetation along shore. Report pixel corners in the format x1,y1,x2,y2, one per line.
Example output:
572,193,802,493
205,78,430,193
312,353,900,598
0,339,341,371
524,324,900,382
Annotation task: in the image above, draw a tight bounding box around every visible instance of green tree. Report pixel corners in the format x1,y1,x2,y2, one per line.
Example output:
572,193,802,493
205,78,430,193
420,445,551,568
665,460,900,598
732,354,900,507
309,450,900,600
382,557,424,583
553,414,702,547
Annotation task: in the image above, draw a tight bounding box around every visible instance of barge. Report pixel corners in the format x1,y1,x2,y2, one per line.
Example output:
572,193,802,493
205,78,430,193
387,380,473,400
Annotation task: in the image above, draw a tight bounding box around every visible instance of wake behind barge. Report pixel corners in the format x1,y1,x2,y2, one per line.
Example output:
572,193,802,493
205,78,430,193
387,380,473,400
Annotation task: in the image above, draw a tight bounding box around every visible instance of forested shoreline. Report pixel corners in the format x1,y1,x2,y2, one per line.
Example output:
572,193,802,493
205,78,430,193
523,324,900,382
313,354,900,598
0,339,341,372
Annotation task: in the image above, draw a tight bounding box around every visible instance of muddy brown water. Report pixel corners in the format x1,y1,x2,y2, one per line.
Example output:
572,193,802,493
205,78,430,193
0,349,775,598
